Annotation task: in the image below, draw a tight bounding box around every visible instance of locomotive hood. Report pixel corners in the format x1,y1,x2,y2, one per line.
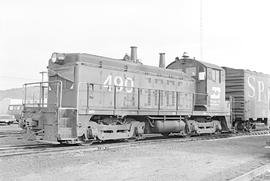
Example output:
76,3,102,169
48,52,195,83
48,67,74,83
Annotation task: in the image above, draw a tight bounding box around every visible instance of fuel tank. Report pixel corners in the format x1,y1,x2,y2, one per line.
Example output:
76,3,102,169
153,120,186,133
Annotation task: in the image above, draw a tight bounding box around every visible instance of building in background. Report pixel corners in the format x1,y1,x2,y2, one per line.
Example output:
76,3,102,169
0,98,22,114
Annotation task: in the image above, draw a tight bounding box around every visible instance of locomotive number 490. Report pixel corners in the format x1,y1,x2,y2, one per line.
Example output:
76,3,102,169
103,75,134,93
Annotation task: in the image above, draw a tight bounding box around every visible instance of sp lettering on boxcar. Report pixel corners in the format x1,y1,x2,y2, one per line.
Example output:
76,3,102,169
258,81,265,102
247,76,256,97
247,76,266,102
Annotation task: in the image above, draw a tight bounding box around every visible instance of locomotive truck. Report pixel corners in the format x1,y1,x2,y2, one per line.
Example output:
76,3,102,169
22,46,268,144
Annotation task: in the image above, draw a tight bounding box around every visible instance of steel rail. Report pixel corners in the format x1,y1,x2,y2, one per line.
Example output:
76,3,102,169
1,130,270,158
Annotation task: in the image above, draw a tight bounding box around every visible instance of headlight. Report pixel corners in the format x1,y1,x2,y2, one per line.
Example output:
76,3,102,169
50,53,65,65
51,53,57,63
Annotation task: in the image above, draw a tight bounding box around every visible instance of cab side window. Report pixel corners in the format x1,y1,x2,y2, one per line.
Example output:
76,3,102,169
207,68,221,83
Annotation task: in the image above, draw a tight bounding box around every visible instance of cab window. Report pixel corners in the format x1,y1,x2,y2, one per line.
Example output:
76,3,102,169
198,66,206,80
207,68,221,83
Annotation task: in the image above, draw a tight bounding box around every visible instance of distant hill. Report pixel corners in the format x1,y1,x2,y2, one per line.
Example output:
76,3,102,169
0,86,43,101
0,88,25,101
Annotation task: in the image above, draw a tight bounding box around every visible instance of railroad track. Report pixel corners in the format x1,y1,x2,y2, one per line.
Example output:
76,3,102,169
1,130,270,158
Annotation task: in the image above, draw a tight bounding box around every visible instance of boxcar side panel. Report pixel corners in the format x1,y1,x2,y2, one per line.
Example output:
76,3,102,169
244,70,270,120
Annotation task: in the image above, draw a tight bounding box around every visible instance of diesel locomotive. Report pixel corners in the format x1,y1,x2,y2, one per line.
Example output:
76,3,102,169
22,46,269,144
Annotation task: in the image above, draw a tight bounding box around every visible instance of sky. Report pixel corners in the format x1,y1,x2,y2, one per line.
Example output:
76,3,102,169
1,0,270,90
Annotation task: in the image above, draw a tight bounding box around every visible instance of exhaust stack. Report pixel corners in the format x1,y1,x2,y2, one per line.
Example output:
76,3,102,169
159,53,165,68
130,46,137,62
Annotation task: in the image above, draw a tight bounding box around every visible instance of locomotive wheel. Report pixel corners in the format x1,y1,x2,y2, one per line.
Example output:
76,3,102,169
78,134,97,145
80,140,95,145
234,121,245,131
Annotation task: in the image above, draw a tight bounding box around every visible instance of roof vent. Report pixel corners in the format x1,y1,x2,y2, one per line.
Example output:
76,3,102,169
182,52,189,59
159,53,165,68
130,46,137,62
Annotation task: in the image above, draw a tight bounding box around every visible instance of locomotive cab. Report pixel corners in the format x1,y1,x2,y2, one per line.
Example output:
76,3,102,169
166,53,231,133
166,53,226,113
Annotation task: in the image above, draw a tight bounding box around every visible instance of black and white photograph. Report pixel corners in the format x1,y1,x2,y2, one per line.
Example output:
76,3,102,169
1,0,270,180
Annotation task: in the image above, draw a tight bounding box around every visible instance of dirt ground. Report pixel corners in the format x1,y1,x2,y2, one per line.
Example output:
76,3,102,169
0,124,32,146
0,125,270,181
252,171,270,181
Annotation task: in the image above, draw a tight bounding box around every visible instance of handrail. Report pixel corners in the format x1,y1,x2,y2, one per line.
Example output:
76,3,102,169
23,80,62,108
77,81,208,113
76,81,206,95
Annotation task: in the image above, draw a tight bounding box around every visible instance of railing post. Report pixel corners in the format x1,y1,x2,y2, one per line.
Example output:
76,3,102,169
86,83,89,109
114,86,117,111
192,93,195,112
24,84,27,105
207,93,209,105
138,88,140,110
158,90,161,111
56,83,59,108
39,82,42,108
59,81,62,108
176,92,179,111
41,83,45,107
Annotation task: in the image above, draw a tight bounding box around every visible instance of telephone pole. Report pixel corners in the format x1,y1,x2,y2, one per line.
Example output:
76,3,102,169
39,71,47,82
200,0,203,60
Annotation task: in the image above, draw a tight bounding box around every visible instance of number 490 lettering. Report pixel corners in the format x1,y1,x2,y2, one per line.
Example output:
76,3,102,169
103,75,134,93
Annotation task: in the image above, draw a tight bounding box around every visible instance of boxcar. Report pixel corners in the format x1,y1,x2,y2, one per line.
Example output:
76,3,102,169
223,67,270,130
